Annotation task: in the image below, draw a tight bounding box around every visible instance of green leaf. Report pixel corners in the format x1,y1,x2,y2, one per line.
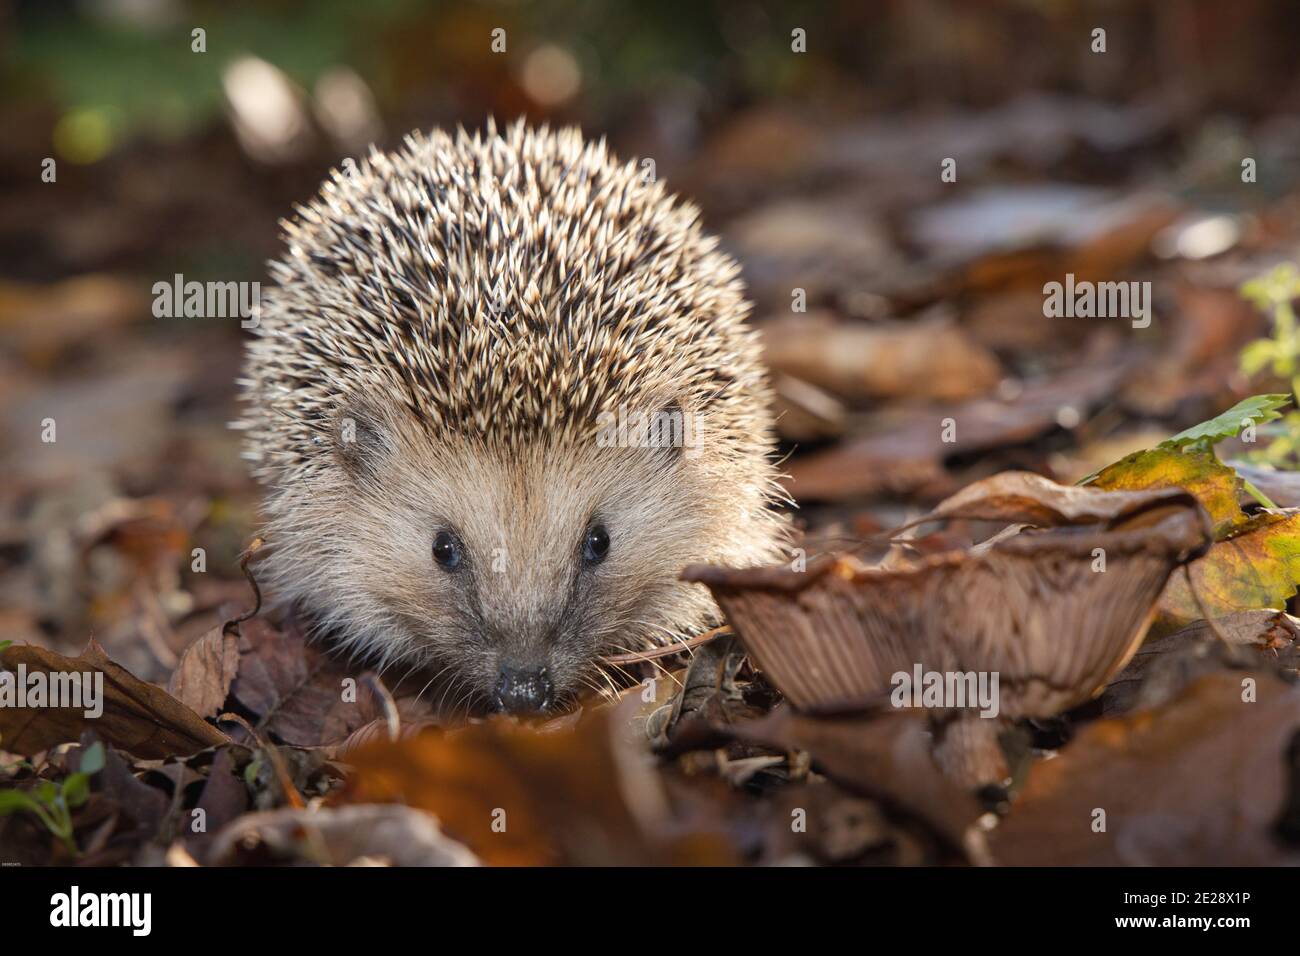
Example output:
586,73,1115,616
0,789,42,816
34,780,57,806
1239,339,1279,377
1240,263,1300,309
1158,394,1291,451
61,773,90,809
78,742,105,776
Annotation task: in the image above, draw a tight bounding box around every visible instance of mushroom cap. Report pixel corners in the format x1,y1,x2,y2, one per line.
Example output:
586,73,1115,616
684,475,1212,717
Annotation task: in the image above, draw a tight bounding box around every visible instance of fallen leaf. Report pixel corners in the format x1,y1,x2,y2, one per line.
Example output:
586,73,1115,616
731,706,990,863
77,734,168,836
786,356,1132,501
920,468,1208,528
343,702,734,866
1090,447,1245,535
0,275,146,365
649,634,770,750
760,312,1001,402
993,672,1300,865
1102,610,1299,715
0,639,228,758
167,624,240,720
724,198,901,305
188,746,249,851
907,185,1171,259
770,372,847,442
226,617,384,747
1159,510,1300,629
0,352,192,485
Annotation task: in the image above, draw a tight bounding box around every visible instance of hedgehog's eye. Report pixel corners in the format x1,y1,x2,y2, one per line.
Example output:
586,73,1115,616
432,530,463,571
582,524,610,565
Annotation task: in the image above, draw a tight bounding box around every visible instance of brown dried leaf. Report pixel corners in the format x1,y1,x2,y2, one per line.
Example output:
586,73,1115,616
187,746,249,851
167,624,240,720
226,617,384,747
343,702,735,866
993,672,1300,865
77,734,169,834
732,707,989,862
785,358,1132,501
919,468,1207,529
0,640,228,758
761,312,1001,402
1102,610,1300,715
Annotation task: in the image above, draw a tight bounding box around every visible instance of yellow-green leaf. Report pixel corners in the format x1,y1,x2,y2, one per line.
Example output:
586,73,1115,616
1159,511,1300,631
1090,448,1244,537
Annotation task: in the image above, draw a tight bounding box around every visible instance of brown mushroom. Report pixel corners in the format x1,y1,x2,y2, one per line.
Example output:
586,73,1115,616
683,472,1213,787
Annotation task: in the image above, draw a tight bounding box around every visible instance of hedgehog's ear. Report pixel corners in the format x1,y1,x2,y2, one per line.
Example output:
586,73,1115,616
332,396,395,481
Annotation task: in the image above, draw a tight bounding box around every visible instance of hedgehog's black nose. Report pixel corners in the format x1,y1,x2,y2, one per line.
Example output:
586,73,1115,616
494,665,553,715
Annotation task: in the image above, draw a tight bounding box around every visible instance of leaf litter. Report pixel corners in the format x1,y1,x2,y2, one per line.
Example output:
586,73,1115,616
6,91,1300,866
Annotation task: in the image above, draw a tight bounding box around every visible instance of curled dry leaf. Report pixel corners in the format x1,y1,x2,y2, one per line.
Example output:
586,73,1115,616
992,671,1300,865
684,473,1212,785
167,623,240,720
0,639,228,758
914,468,1208,528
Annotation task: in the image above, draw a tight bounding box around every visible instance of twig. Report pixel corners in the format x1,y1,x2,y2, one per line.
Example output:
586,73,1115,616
231,536,271,625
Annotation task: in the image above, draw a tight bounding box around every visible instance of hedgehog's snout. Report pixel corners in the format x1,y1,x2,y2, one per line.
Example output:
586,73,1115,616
494,664,554,715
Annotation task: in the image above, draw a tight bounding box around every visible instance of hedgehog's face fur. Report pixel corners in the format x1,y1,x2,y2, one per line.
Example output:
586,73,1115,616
240,121,786,715
279,397,752,712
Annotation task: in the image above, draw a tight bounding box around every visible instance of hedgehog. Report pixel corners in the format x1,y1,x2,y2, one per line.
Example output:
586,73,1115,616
237,120,787,716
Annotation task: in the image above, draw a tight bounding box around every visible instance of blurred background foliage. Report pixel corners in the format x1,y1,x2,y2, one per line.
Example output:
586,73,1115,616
5,0,1300,279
